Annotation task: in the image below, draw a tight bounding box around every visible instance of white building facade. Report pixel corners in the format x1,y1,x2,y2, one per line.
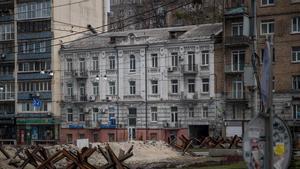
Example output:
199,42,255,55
59,24,222,143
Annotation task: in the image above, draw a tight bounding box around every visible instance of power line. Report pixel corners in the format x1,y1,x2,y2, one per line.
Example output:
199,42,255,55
3,0,193,55
0,0,90,23
1,0,183,51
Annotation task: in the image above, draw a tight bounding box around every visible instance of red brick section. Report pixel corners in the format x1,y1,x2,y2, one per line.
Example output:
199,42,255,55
60,128,188,144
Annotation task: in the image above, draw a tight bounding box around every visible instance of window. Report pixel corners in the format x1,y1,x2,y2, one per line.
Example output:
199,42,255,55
293,75,300,90
130,55,136,72
93,82,99,95
201,51,209,66
151,54,158,68
109,56,115,70
188,79,195,93
92,57,99,71
292,47,300,62
272,76,275,91
67,83,73,96
261,20,274,35
171,107,178,122
232,22,243,36
0,24,14,41
79,134,85,139
261,0,274,5
129,81,136,94
232,50,245,71
202,79,209,93
171,52,178,67
292,17,300,33
39,41,46,52
17,1,51,20
188,107,194,118
261,48,275,63
128,108,137,126
109,81,116,95
151,107,158,122
67,59,73,72
151,80,158,94
202,107,208,118
171,80,178,94
67,108,73,122
293,104,300,119
79,113,85,122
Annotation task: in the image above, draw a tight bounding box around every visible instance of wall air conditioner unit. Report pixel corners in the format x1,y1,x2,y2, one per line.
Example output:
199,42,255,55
285,102,291,108
163,120,169,128
168,67,173,72
179,56,184,61
84,107,89,113
89,95,96,102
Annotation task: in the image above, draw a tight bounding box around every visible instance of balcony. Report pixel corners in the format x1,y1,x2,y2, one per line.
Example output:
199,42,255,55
64,95,77,102
106,69,117,74
148,67,160,73
163,120,181,129
18,91,51,100
224,0,248,17
225,36,250,47
224,91,247,102
18,52,51,60
72,71,88,79
0,92,14,101
18,31,52,40
0,15,13,22
0,73,14,80
123,95,142,100
181,64,198,75
224,64,248,74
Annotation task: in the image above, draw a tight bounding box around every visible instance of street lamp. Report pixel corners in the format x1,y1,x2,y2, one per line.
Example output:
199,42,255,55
95,75,100,81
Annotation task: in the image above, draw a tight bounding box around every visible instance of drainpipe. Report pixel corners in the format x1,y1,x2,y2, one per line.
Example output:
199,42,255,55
145,44,149,141
115,46,119,142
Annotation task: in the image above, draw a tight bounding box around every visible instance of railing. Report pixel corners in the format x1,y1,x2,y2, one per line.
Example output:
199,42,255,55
64,95,88,102
181,64,198,74
224,91,246,100
0,92,15,100
224,64,248,73
106,69,117,74
225,36,250,46
72,70,88,78
123,95,142,100
224,0,248,15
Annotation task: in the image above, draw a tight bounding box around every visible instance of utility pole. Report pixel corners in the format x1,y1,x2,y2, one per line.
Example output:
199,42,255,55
264,37,273,169
13,0,18,143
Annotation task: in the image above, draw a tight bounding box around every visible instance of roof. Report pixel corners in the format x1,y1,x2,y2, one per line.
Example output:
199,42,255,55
62,23,222,51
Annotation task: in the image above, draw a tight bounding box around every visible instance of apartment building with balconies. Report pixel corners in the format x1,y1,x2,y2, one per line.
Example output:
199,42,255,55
221,0,254,137
255,0,300,148
221,0,300,145
0,0,106,144
59,24,222,143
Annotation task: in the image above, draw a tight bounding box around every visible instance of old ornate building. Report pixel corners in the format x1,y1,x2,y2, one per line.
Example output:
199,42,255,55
59,23,222,143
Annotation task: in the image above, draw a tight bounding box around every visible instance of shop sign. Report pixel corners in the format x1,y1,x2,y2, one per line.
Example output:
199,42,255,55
16,118,55,124
99,124,116,128
16,113,51,118
69,124,84,129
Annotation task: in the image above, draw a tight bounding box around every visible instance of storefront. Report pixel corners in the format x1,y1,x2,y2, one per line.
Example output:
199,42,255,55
16,117,59,144
0,117,16,140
